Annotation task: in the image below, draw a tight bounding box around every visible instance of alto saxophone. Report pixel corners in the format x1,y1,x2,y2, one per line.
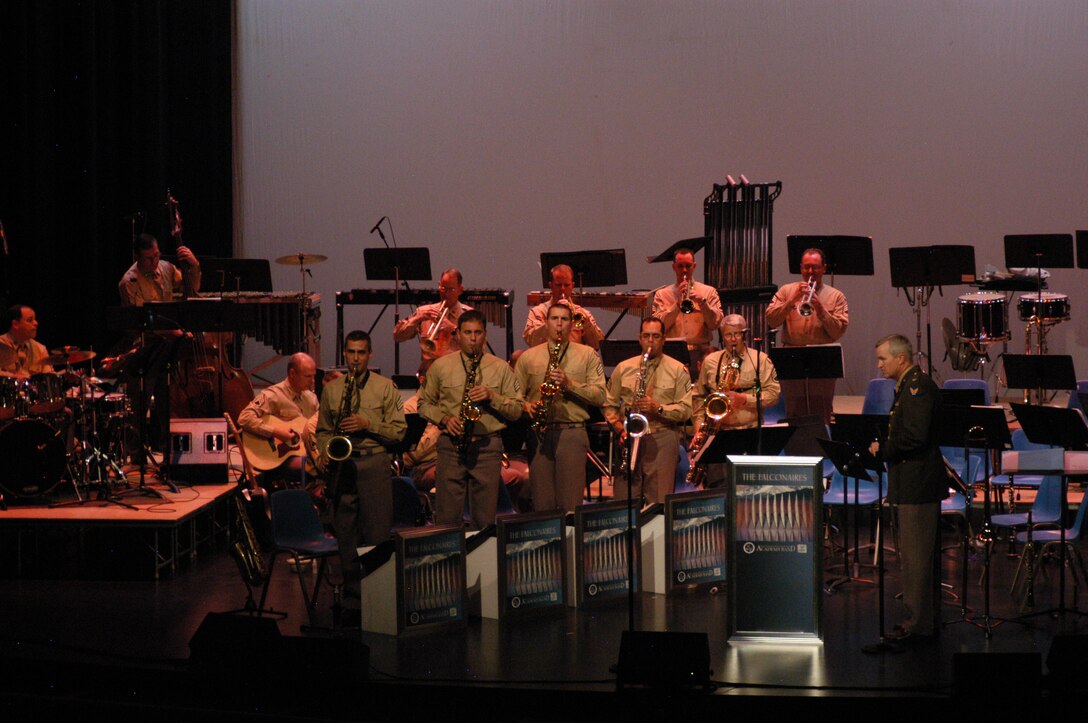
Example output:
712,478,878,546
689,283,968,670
685,349,741,487
457,352,483,457
530,337,564,440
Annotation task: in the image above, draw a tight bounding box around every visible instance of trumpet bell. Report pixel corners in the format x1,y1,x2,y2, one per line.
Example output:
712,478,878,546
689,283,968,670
679,298,696,315
798,302,814,317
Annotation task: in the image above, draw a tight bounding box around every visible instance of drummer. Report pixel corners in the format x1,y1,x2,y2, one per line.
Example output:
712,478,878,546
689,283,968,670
0,305,54,377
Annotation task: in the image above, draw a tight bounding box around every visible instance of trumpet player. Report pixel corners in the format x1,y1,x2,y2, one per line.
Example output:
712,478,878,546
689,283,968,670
690,315,780,487
316,330,406,613
420,310,523,529
514,303,606,513
523,264,604,349
765,247,848,423
652,248,724,375
603,317,692,505
393,268,472,373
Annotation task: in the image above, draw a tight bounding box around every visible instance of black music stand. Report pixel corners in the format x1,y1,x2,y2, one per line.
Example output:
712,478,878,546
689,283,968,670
363,247,432,375
827,415,890,583
786,235,875,283
540,249,629,338
717,286,778,306
1008,403,1088,621
692,425,794,473
889,245,975,377
939,405,1012,637
768,344,843,441
1003,353,1076,404
1076,230,1088,269
645,236,710,264
201,257,274,294
939,388,987,407
1005,234,1075,359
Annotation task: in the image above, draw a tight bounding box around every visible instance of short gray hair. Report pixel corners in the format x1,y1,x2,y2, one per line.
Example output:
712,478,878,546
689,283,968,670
875,333,912,359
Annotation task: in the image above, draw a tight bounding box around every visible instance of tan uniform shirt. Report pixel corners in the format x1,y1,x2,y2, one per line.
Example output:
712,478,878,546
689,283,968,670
603,353,692,433
514,341,606,424
694,347,780,430
765,281,848,346
118,259,201,306
419,351,523,435
0,334,53,375
523,302,604,349
237,379,318,439
652,281,725,347
316,370,406,455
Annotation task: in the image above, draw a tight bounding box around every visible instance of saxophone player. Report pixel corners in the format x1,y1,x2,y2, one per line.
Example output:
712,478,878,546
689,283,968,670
514,303,606,513
603,317,692,505
315,330,406,615
419,310,523,529
690,314,780,487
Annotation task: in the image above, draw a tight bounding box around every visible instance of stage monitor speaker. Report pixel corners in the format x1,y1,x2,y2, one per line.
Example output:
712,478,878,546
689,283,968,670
1046,633,1088,698
615,631,711,691
189,612,368,681
952,652,1041,701
170,417,228,484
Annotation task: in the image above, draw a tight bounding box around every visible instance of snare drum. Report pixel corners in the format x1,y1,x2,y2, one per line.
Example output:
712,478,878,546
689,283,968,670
957,291,1010,342
1017,292,1070,323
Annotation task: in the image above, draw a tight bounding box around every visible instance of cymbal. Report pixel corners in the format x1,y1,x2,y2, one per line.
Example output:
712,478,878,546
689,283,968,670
275,253,328,266
47,348,97,366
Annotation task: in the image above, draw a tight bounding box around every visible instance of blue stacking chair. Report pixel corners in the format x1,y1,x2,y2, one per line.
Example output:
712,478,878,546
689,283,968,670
943,377,992,406
1013,489,1088,599
1065,379,1088,415
861,378,896,415
258,489,340,626
991,475,1063,553
825,468,886,570
989,429,1060,509
762,394,788,425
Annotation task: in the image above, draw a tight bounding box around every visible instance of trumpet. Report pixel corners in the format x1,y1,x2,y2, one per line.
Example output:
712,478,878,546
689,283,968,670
679,274,696,314
420,302,450,355
797,278,817,317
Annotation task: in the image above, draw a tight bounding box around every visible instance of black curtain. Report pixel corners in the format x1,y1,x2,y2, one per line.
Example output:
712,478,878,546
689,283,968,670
1,0,233,356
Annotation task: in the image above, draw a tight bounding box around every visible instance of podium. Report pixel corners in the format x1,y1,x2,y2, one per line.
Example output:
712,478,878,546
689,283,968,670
727,455,823,642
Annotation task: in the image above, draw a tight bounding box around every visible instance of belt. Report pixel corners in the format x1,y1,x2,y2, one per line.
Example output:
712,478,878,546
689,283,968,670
445,431,500,443
351,447,388,458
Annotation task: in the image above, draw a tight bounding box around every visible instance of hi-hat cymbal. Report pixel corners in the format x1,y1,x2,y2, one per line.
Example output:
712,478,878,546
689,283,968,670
47,348,97,366
275,253,328,266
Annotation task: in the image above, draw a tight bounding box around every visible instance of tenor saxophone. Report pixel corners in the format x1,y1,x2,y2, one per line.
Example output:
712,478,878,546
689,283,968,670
325,365,358,463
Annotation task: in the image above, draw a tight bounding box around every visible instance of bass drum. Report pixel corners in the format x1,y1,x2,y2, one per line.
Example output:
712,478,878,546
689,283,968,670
0,419,67,498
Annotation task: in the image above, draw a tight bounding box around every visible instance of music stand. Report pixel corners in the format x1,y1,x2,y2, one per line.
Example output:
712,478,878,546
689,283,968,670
940,388,986,407
645,236,710,264
692,425,794,471
540,249,629,338
1002,353,1076,405
1008,403,1088,620
827,415,889,585
717,286,778,306
363,247,432,375
201,257,273,294
939,405,1012,637
768,344,844,432
889,245,975,377
786,235,875,284
1076,230,1088,269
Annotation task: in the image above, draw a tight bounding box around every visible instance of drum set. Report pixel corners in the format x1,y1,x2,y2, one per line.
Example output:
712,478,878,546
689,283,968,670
0,348,135,504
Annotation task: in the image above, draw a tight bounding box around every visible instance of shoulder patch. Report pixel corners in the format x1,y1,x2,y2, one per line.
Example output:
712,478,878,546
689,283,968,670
909,385,920,396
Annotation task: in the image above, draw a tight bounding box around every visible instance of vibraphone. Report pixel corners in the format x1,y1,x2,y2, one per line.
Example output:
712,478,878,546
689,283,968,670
216,291,322,363
525,290,651,337
335,288,514,365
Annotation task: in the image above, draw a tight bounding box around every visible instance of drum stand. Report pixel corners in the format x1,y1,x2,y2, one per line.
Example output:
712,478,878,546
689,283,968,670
904,285,938,381
52,398,137,511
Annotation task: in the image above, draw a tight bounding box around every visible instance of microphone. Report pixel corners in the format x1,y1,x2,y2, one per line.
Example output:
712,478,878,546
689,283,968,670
369,216,387,234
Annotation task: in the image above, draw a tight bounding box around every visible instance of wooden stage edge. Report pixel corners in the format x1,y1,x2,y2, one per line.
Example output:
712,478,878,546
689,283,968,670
0,482,236,580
